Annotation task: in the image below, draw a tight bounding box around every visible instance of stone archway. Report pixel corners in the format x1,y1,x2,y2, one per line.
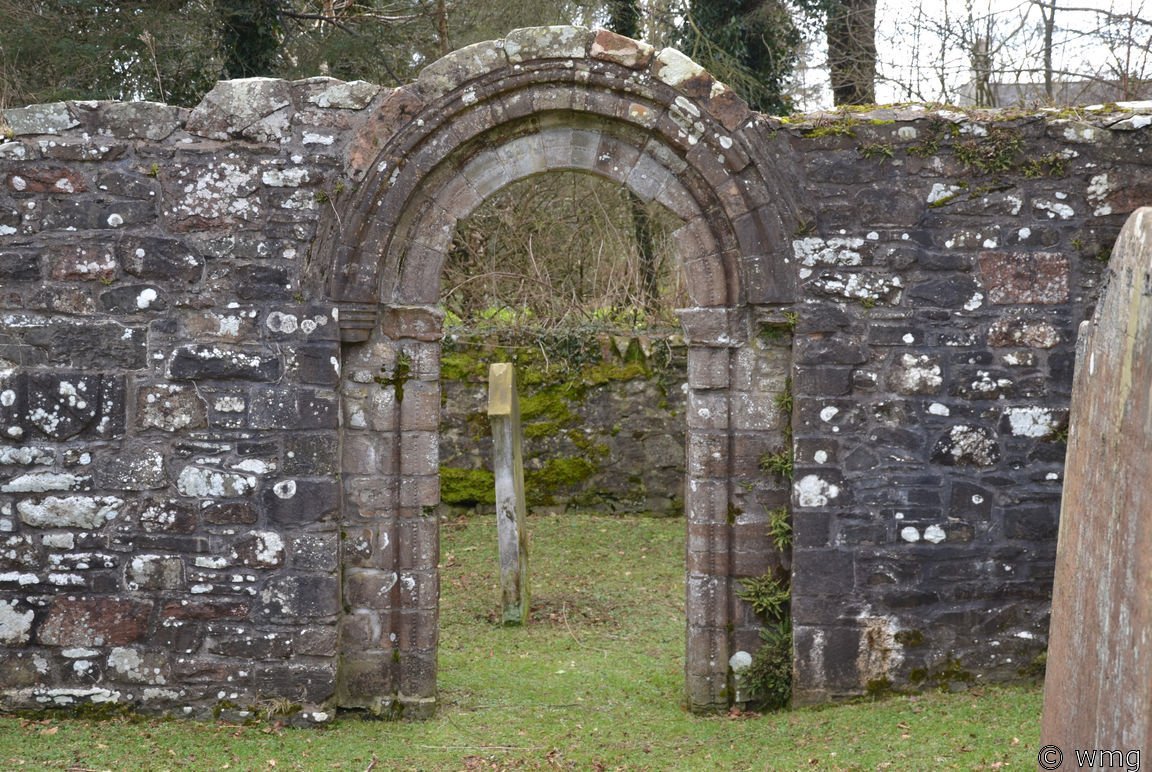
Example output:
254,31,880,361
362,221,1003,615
320,26,799,716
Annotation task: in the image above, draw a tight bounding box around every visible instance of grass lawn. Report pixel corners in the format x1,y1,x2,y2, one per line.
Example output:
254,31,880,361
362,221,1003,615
0,512,1043,770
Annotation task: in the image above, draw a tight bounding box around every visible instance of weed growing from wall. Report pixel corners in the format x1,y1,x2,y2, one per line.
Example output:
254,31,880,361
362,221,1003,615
737,571,792,710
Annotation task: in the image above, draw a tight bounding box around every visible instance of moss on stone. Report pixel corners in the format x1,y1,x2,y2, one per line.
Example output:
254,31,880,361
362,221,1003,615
894,629,925,647
520,389,580,439
440,349,488,381
440,467,496,506
580,360,649,387
526,456,598,505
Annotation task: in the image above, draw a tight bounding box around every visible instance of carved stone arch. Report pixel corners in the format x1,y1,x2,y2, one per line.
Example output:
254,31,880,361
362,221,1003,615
324,26,800,716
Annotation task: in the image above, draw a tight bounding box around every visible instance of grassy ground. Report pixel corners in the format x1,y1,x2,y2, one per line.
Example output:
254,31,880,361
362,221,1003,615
0,512,1043,770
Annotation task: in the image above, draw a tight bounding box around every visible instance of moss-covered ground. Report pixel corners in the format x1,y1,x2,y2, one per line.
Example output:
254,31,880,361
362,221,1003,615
0,513,1043,770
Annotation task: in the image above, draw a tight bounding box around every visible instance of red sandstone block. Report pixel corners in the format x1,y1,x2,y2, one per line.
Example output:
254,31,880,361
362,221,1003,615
39,597,153,647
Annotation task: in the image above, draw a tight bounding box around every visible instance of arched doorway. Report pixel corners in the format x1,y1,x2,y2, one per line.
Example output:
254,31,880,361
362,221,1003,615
318,26,798,716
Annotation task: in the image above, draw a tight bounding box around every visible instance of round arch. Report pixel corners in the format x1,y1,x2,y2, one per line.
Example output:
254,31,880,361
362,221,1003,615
323,26,799,716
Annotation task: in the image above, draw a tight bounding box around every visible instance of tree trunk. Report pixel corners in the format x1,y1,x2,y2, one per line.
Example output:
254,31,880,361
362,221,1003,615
436,0,450,55
1041,0,1056,101
826,0,877,106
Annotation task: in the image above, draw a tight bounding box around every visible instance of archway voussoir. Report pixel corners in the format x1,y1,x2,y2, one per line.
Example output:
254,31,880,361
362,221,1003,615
651,48,714,101
495,133,549,179
654,108,706,154
395,247,446,307
503,26,594,64
590,28,656,70
654,178,700,221
346,87,427,180
593,133,642,182
537,126,579,166
433,173,484,220
526,82,590,115
640,134,689,175
673,216,721,262
733,205,789,260
620,100,663,130
684,135,751,191
741,253,796,305
625,151,671,203
706,90,753,134
460,149,514,198
414,40,510,103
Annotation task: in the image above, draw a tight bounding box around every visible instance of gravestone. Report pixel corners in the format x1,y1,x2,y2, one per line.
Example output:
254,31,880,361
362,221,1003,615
1041,207,1152,751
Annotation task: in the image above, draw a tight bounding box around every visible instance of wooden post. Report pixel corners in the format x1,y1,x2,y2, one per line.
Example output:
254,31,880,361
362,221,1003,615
487,362,529,625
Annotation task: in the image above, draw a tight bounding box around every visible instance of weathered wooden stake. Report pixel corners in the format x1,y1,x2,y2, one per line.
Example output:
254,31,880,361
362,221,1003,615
487,362,529,625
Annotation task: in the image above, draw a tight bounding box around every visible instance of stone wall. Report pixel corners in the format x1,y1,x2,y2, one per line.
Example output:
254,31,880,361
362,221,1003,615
0,25,1150,716
437,332,689,517
782,107,1127,701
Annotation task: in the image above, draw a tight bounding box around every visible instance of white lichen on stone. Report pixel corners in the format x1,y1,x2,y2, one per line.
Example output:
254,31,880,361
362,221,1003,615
1034,198,1074,219
970,371,1013,394
107,647,164,683
795,474,840,507
243,531,284,567
176,466,256,498
260,167,310,187
1088,172,1112,215
923,525,947,544
1005,406,1057,438
273,479,297,499
17,496,123,529
811,272,902,304
1,472,85,493
942,425,999,465
0,600,33,644
214,396,245,413
927,183,963,205
265,311,298,333
964,292,985,311
0,447,54,465
792,236,865,267
892,354,942,395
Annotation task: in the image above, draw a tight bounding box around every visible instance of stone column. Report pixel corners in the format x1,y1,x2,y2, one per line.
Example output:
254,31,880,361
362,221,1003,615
680,307,745,712
338,305,442,718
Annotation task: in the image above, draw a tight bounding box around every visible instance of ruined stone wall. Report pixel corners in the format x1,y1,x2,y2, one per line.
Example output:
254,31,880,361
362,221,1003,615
783,107,1147,700
0,80,374,719
0,26,1150,716
438,333,689,517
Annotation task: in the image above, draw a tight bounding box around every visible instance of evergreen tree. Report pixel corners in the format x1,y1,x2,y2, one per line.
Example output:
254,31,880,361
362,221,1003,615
216,0,283,78
679,0,802,115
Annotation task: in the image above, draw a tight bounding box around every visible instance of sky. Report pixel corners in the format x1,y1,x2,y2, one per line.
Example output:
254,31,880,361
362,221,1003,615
793,0,1152,109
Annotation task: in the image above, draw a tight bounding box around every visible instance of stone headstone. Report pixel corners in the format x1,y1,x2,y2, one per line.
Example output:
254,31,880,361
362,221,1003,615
1041,207,1152,750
